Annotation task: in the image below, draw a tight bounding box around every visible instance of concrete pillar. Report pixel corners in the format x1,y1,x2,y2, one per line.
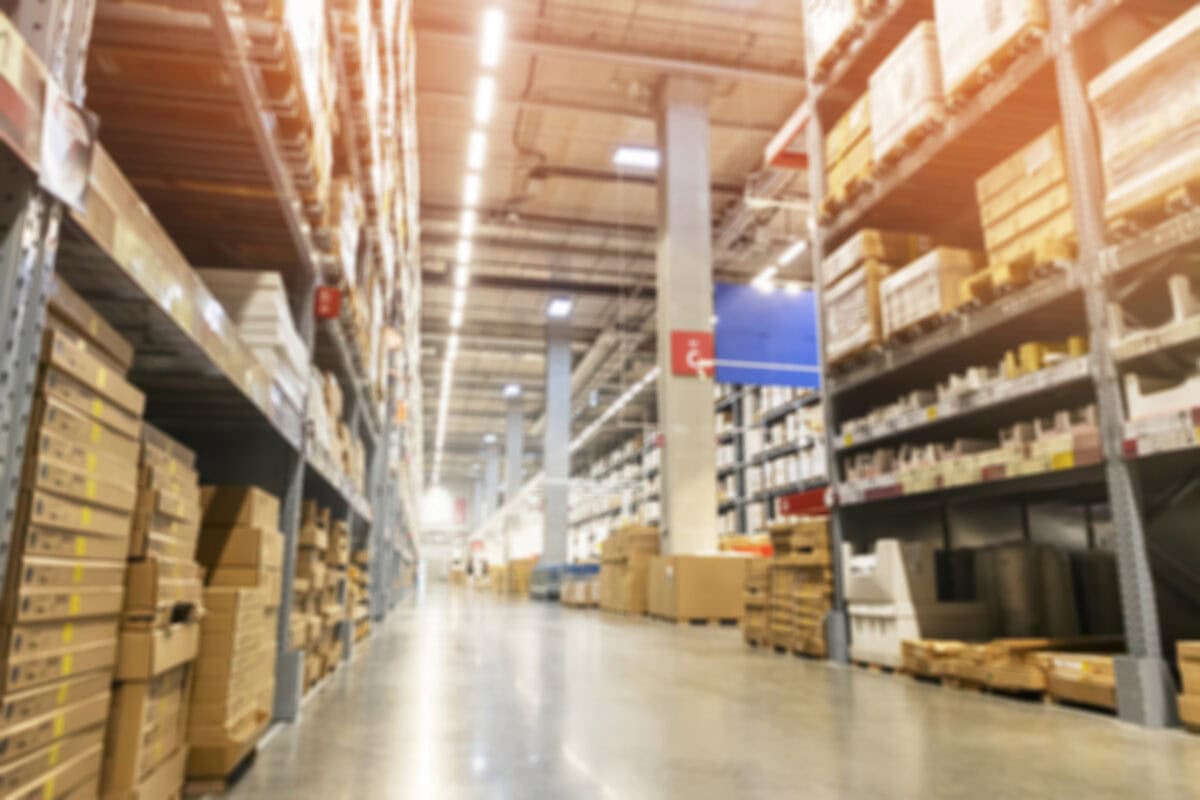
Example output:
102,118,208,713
470,478,483,532
655,75,718,555
503,393,524,563
482,440,500,521
542,318,571,564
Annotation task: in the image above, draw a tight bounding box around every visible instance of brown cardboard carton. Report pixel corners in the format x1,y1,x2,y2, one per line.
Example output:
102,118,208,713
25,489,133,540
122,557,202,620
2,618,118,663
40,366,142,442
115,623,200,681
31,395,140,465
648,555,749,621
23,456,137,513
200,486,280,531
8,740,102,800
140,422,196,469
39,327,144,416
0,673,111,734
196,525,282,572
111,742,186,800
26,426,135,486
2,636,118,694
137,463,200,508
20,523,130,563
298,522,328,550
0,692,110,765
12,554,126,591
0,726,103,797
48,278,134,371
102,666,191,794
6,584,126,624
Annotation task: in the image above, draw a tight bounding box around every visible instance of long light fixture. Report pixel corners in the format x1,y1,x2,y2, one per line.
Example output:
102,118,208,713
454,266,470,288
467,130,487,171
460,209,477,238
452,289,466,311
456,238,473,264
613,146,660,171
777,239,808,267
480,8,505,68
474,76,496,125
463,173,481,207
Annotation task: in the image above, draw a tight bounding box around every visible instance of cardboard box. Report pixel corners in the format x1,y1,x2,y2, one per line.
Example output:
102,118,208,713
0,692,110,765
2,618,118,662
122,557,202,619
31,395,140,466
647,555,749,621
26,426,136,487
1180,694,1200,729
109,743,186,800
21,524,130,563
48,277,135,372
103,666,191,794
25,489,133,540
4,740,102,800
12,554,126,591
200,486,280,531
140,422,196,469
0,726,103,797
39,327,145,417
24,454,138,513
115,622,199,681
40,366,142,443
2,636,118,694
6,584,125,624
196,525,282,573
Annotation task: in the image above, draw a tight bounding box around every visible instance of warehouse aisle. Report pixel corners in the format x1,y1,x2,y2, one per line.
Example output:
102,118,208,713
229,589,1200,799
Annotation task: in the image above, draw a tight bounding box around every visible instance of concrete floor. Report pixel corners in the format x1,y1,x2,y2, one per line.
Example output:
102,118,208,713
229,587,1200,799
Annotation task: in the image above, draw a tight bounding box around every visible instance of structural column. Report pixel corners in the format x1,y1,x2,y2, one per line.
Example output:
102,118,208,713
654,75,719,554
482,439,500,520
503,391,524,561
541,317,571,564
470,476,483,533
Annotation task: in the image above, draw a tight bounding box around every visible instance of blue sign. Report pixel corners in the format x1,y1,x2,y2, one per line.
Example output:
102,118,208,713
713,283,820,388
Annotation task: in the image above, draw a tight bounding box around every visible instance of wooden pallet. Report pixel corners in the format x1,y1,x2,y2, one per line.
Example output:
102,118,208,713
652,614,739,627
184,747,258,798
1108,179,1200,241
853,660,899,675
959,238,1075,309
945,25,1046,111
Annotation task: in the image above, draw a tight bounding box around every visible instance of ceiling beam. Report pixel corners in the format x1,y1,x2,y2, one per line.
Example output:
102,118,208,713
422,269,655,299
416,27,806,87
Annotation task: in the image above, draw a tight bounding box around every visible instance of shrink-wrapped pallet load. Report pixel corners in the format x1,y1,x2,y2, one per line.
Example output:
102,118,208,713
1088,5,1200,228
880,247,982,338
802,0,862,77
824,262,890,364
869,22,944,163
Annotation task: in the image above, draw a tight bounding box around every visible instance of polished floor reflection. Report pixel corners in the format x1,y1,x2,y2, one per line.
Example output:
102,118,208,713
228,586,1200,799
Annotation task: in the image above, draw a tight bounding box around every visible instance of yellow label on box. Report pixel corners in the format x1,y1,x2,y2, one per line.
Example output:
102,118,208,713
926,407,938,421
61,623,73,645
89,423,101,444
169,461,176,476
1051,452,1075,470
47,742,60,767
52,715,64,737
96,368,107,389
85,453,97,472
170,521,178,535
79,506,91,526
90,398,103,418
843,434,853,446
88,317,99,337
72,565,83,584
42,778,54,800
68,594,80,615
84,479,96,500
56,684,68,705
61,653,73,676
74,536,87,557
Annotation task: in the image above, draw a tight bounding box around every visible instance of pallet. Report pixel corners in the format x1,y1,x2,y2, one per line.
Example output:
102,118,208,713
184,747,258,797
652,614,739,627
1108,179,1200,242
853,660,899,675
959,238,1075,309
945,25,1046,111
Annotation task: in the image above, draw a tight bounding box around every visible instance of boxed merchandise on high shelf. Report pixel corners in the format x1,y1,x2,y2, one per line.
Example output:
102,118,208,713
293,501,337,690
932,0,1048,106
801,0,862,79
880,248,983,339
1178,642,1200,731
0,280,143,799
869,21,944,163
188,487,284,784
103,424,205,799
822,91,872,215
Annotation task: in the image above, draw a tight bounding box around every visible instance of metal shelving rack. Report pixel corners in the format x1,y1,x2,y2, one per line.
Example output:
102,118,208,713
0,0,419,726
803,0,1186,726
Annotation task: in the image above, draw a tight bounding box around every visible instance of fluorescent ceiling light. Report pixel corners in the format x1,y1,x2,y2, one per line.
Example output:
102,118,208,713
454,266,470,288
753,265,778,285
463,173,482,207
460,209,477,238
450,308,463,328
467,130,487,171
480,8,505,68
777,240,808,267
546,296,574,319
484,433,498,444
452,289,466,311
474,76,496,125
503,383,521,398
456,238,473,264
613,146,660,171
785,282,803,296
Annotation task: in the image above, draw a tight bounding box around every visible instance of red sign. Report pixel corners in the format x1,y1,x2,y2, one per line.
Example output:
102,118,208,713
315,286,342,320
670,330,714,377
778,486,828,517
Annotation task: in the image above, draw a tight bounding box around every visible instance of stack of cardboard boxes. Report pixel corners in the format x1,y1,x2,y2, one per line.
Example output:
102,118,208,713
742,560,771,646
350,549,371,644
0,281,144,798
316,519,350,679
102,425,204,798
647,555,749,623
1179,642,1200,731
768,518,834,657
187,487,283,784
293,501,330,691
598,526,660,615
